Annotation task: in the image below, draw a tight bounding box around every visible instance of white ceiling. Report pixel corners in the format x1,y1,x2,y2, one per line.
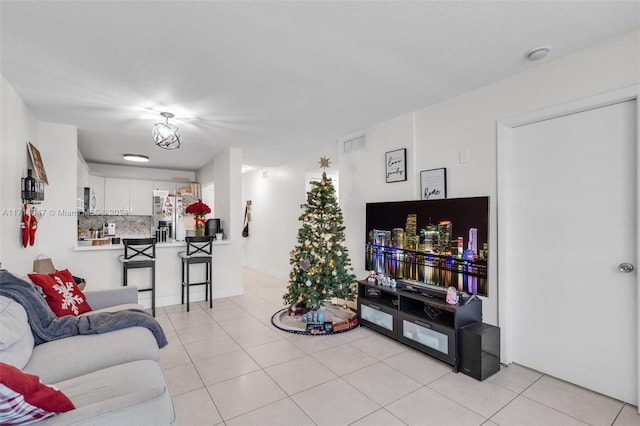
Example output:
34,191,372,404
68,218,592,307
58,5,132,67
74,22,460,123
2,1,638,172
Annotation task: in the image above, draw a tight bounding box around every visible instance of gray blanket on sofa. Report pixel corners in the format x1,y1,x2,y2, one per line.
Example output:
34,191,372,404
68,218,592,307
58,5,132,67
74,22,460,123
0,270,167,348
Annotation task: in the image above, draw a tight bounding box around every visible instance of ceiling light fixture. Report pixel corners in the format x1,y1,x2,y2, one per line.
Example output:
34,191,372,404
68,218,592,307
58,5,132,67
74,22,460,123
152,112,181,150
123,154,150,163
525,46,550,61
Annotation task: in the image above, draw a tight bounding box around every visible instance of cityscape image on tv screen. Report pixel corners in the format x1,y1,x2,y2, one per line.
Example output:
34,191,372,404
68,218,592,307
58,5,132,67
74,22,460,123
365,196,489,296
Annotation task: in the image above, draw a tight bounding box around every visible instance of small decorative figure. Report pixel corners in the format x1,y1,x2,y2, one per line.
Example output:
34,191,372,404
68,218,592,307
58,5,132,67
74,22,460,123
446,286,459,305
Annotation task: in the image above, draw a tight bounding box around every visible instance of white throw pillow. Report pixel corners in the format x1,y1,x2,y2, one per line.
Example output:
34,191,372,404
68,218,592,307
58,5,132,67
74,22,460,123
0,296,34,369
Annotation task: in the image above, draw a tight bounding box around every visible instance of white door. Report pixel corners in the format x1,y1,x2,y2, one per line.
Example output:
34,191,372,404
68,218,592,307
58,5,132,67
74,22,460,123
505,100,637,404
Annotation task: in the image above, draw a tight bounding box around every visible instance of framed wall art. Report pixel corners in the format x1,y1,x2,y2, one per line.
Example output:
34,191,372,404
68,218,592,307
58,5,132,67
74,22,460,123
27,142,48,184
385,148,407,183
420,167,447,200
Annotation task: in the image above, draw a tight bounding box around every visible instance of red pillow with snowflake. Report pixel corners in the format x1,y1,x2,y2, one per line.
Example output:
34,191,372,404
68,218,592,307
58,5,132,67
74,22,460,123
28,269,92,317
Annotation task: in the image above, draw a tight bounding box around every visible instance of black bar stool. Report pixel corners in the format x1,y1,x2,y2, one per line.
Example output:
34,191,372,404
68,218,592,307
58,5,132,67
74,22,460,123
119,238,156,316
178,236,213,312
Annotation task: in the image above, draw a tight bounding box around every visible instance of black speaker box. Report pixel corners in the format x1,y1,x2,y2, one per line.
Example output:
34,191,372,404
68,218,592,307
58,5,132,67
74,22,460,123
205,218,221,236
460,322,500,381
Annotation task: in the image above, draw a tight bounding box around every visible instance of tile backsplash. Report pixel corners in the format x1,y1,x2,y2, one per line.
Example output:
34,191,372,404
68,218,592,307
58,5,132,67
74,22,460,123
78,215,152,239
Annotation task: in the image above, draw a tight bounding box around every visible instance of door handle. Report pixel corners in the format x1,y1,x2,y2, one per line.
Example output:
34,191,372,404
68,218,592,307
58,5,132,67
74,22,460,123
619,263,635,273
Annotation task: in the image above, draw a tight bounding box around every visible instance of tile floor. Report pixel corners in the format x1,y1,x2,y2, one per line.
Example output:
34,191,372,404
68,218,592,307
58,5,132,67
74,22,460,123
157,268,639,426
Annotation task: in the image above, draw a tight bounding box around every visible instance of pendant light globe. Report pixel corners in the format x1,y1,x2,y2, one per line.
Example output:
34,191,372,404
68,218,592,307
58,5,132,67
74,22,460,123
153,112,181,150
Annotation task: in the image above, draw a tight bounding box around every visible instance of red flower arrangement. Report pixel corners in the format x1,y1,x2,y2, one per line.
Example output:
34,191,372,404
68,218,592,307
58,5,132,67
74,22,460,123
185,201,211,236
185,201,211,217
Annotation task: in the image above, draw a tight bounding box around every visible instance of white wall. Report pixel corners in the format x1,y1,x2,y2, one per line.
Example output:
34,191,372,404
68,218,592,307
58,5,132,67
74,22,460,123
242,30,639,326
1,75,76,273
196,147,244,297
350,32,640,324
36,122,79,269
242,145,339,279
1,74,39,271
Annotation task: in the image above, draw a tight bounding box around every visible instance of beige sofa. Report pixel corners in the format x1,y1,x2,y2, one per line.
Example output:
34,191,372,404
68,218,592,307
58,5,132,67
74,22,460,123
0,280,175,425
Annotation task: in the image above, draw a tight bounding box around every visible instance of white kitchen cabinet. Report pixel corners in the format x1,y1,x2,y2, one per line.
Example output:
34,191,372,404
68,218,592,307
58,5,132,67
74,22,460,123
104,178,153,216
129,179,153,215
88,175,105,214
104,177,130,214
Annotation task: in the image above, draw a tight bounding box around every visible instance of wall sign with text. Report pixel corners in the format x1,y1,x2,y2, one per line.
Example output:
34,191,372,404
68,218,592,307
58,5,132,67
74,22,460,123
385,148,407,183
420,168,447,200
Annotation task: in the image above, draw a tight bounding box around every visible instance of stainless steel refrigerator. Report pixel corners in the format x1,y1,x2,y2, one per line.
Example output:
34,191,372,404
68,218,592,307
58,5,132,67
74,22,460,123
152,191,186,241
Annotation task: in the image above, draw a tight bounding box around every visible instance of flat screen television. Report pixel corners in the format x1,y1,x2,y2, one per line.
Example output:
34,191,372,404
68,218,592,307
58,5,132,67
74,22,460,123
365,196,489,296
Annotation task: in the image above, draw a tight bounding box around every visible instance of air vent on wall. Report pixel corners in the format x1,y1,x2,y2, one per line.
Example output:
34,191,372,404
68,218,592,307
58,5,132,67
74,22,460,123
343,135,365,153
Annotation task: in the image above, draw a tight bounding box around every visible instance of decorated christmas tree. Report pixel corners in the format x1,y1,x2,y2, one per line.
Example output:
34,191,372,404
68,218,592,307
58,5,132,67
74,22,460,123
284,157,356,311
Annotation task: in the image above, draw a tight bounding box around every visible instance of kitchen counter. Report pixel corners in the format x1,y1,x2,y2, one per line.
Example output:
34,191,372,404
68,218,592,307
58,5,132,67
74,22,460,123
69,238,242,309
74,239,231,251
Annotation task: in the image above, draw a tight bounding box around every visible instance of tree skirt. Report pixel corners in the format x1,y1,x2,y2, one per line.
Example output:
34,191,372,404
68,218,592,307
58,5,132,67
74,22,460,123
271,304,359,335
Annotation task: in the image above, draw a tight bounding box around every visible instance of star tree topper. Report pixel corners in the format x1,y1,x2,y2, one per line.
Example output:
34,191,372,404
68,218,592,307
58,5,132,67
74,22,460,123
319,156,331,169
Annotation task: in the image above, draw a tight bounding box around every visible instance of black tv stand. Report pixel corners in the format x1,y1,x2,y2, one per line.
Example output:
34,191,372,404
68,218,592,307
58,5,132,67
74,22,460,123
357,280,482,372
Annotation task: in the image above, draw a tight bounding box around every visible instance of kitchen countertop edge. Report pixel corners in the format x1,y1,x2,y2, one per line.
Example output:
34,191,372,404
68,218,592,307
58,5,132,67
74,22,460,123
74,240,233,251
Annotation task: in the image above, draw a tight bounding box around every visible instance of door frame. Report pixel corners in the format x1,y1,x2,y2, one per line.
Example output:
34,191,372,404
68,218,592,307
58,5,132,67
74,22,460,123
496,85,640,403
